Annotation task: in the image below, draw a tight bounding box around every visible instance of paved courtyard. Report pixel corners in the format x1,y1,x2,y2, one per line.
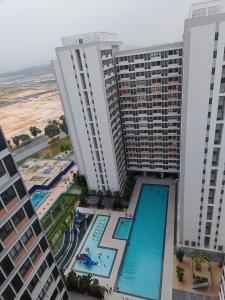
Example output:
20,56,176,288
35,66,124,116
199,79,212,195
66,177,176,300
36,165,77,218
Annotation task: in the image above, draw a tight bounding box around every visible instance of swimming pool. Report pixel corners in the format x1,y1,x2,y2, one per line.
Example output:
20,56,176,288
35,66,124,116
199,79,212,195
31,190,50,209
113,218,132,240
74,215,117,277
116,184,169,300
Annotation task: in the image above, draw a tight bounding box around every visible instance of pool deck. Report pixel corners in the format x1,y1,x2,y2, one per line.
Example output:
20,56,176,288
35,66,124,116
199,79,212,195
66,176,175,300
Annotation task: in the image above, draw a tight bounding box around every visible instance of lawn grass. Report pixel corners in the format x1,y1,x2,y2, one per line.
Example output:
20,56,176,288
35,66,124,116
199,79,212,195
18,136,72,165
41,193,78,249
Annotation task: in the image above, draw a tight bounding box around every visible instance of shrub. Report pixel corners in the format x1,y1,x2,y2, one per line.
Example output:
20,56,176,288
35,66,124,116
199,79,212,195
218,255,224,268
176,248,185,263
176,265,185,282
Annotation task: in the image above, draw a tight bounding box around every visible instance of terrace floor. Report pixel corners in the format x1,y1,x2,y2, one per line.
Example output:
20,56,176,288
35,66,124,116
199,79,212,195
66,176,176,300
173,256,222,299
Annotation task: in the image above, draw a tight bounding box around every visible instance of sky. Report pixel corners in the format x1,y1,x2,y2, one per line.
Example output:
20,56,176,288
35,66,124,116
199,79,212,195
0,0,205,73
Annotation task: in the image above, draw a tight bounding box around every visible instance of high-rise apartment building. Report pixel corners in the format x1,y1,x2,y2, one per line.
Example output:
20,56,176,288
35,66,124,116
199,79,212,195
53,33,127,192
115,43,182,174
179,2,225,251
0,127,68,300
54,1,225,251
54,34,183,191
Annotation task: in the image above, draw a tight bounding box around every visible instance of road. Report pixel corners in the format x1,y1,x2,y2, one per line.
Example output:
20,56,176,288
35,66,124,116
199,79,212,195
13,133,66,162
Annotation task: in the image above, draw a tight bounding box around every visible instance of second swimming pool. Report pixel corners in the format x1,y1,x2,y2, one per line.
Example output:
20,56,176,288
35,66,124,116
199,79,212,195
74,215,116,277
31,190,50,209
113,218,132,240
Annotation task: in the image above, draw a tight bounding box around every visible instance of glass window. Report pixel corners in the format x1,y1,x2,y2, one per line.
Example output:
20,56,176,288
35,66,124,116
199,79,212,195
30,245,41,263
32,219,42,236
1,186,17,206
12,208,26,226
3,155,17,177
0,220,14,241
28,274,39,293
21,227,34,245
0,255,14,276
24,201,34,219
14,179,27,199
19,258,32,278
9,240,23,260
2,285,16,300
0,161,6,177
37,261,47,278
11,274,23,293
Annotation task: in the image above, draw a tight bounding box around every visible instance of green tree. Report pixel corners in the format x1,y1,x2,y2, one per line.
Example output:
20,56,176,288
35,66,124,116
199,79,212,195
176,265,185,282
90,190,96,196
176,248,185,263
44,123,60,138
29,126,42,138
18,134,30,143
105,189,112,197
59,115,68,135
12,136,20,147
97,190,103,198
191,252,209,271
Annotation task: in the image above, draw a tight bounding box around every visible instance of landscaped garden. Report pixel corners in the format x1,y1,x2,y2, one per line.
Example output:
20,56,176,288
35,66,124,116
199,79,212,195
41,193,78,252
74,171,136,210
173,248,223,298
61,271,105,299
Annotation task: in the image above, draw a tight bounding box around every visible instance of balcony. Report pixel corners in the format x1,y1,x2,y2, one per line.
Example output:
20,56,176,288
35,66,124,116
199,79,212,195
2,229,17,247
25,235,36,251
16,217,28,232
0,206,6,220
5,196,19,212
22,265,34,282
14,248,26,265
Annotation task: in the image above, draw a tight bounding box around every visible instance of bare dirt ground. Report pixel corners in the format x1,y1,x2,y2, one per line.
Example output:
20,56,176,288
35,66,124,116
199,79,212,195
0,65,64,140
0,91,63,139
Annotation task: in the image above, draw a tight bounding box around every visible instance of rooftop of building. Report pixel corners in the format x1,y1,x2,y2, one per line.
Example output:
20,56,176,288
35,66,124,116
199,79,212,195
189,0,224,18
61,32,119,46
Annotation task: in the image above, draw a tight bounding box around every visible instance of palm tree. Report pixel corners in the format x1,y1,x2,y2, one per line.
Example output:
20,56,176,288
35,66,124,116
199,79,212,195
191,252,209,271
105,189,112,197
12,136,20,147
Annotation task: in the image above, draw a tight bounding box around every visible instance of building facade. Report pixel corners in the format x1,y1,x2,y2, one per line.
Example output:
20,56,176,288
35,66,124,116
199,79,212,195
54,34,182,192
53,33,127,192
179,5,225,251
115,43,182,174
0,127,68,300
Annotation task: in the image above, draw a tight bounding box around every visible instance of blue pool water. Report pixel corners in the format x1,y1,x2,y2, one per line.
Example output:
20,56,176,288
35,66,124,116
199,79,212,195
114,218,132,240
31,191,50,209
116,184,169,300
74,215,116,277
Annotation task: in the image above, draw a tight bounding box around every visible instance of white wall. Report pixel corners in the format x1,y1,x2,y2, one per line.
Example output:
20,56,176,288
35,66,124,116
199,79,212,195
180,15,225,250
54,43,121,191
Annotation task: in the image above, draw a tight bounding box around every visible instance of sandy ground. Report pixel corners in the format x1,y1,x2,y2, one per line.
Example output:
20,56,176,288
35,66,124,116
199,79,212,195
0,91,63,139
